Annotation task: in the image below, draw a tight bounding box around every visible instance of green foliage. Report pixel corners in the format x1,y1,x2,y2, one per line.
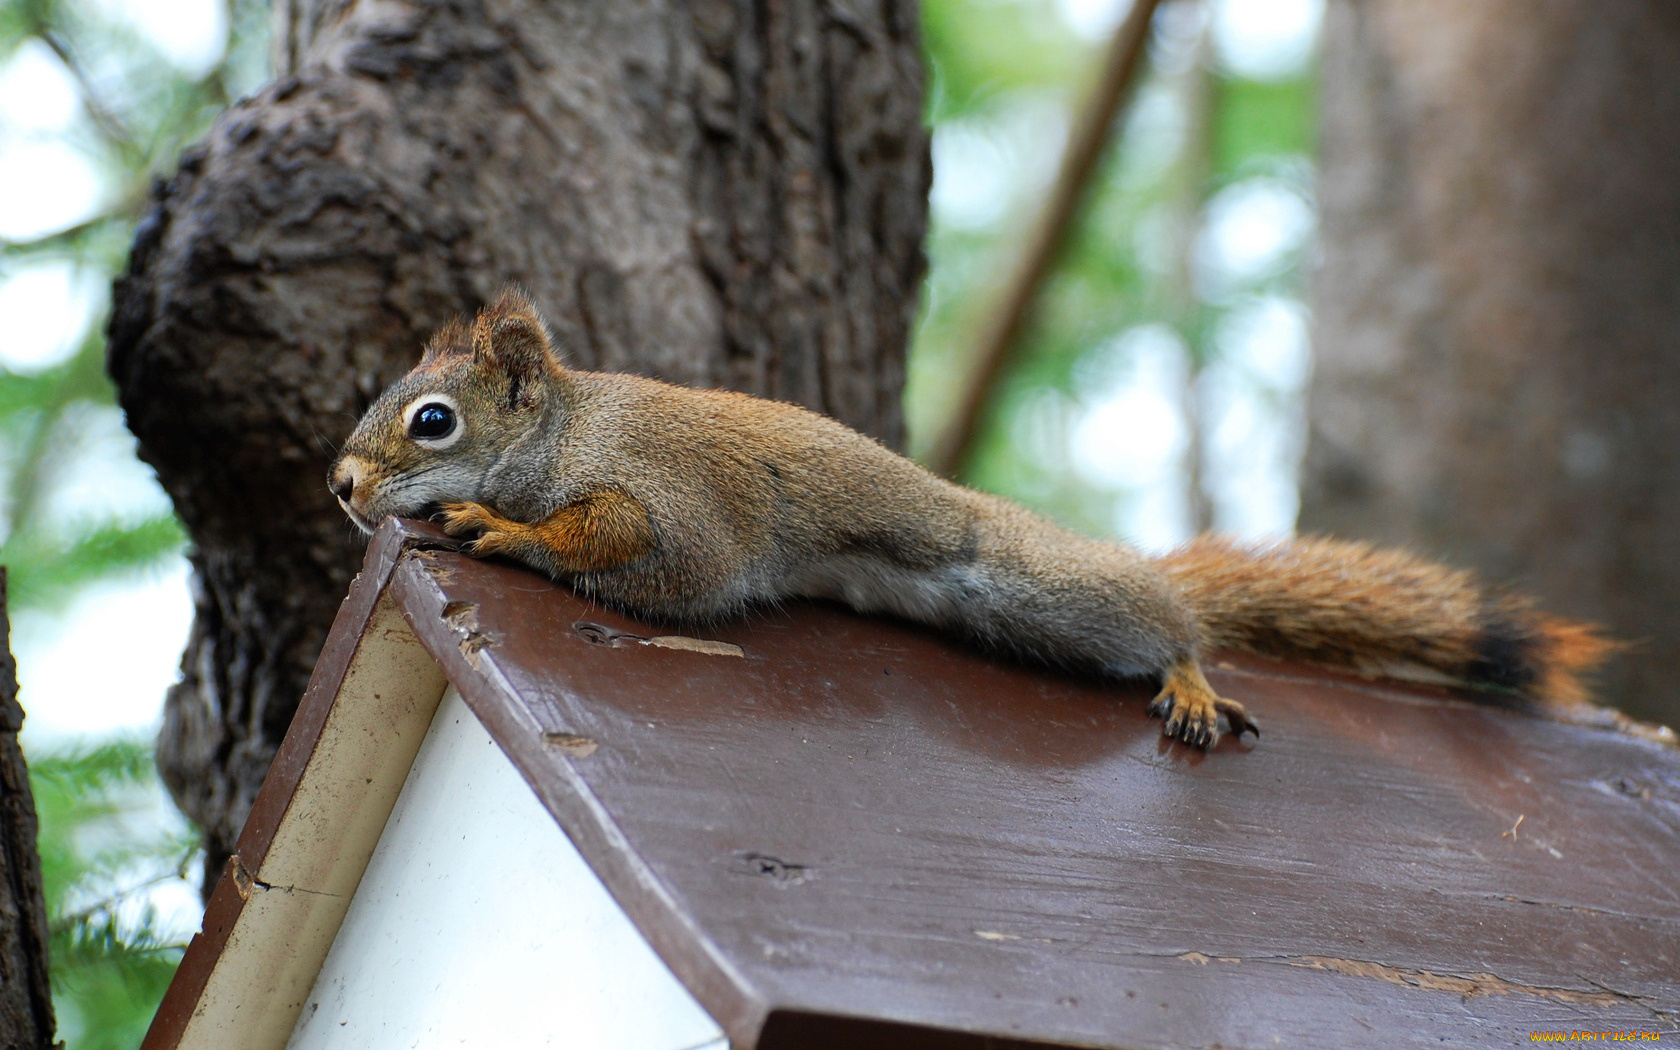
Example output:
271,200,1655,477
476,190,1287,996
922,0,1090,121
0,0,268,1045
30,739,198,1050
910,0,1320,544
1214,74,1316,172
0,0,261,607
7,513,187,610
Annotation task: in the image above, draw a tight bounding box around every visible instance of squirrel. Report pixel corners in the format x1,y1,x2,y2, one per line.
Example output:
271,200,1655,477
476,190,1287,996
328,289,1615,749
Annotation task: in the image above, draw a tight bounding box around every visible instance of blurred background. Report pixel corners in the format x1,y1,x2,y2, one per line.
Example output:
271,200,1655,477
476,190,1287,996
0,0,1317,1043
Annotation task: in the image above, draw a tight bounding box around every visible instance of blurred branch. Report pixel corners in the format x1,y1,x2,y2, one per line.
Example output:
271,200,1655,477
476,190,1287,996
4,403,71,543
1168,5,1215,532
924,0,1165,478
0,355,110,417
35,25,140,154
0,208,129,260
49,865,194,941
51,910,185,965
202,67,231,110
0,336,111,542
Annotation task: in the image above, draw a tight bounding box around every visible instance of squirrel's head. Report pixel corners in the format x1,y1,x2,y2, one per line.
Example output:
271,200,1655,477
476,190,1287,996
329,288,565,533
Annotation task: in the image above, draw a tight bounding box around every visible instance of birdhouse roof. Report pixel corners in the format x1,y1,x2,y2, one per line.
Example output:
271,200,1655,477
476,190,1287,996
145,519,1680,1049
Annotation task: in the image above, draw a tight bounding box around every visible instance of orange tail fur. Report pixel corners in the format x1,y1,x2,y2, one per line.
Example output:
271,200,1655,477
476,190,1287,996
1157,536,1617,706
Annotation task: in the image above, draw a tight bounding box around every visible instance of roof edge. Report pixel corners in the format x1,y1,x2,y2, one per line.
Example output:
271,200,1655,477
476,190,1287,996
141,520,461,1050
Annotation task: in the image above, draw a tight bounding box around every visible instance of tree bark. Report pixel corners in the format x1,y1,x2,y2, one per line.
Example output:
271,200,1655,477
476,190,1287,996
1303,0,1680,727
0,570,58,1050
108,0,928,892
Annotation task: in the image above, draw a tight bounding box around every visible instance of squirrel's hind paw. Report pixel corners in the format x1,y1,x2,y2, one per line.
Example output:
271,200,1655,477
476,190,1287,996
1148,658,1258,749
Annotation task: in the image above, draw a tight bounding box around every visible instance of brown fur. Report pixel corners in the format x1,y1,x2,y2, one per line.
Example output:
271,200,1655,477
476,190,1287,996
440,491,656,574
1159,536,1616,706
329,290,1616,748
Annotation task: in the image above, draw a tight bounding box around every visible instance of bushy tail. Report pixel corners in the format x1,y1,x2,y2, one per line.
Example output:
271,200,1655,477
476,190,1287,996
1157,535,1617,705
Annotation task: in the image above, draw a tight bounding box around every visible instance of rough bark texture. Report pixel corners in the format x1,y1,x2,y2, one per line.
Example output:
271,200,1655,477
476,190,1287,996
0,570,58,1050
1303,0,1680,727
108,0,929,891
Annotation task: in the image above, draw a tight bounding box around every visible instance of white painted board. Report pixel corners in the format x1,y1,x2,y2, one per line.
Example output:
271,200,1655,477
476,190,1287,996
285,685,727,1050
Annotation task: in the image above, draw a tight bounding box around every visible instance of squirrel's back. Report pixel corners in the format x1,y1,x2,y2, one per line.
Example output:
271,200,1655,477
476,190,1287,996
531,375,1619,706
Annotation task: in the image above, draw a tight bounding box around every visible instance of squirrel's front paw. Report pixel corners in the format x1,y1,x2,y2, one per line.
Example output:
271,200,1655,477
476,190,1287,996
1148,658,1259,749
437,502,519,557
437,501,495,535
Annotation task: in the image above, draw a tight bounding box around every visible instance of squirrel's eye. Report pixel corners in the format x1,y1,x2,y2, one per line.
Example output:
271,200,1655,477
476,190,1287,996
409,403,457,440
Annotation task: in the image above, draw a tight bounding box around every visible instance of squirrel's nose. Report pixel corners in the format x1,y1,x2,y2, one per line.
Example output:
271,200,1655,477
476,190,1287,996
329,463,358,504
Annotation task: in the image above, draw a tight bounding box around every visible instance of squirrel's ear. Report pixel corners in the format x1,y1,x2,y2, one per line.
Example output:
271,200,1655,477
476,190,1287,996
472,288,562,397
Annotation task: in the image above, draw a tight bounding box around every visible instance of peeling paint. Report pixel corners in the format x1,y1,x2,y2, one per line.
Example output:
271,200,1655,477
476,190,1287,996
231,853,344,900
1165,949,1640,1008
411,550,457,583
1545,702,1678,748
1178,951,1240,965
642,635,744,658
250,880,343,900
442,600,496,666
543,732,599,758
1289,955,1630,1007
572,621,743,658
730,852,812,887
1495,895,1646,920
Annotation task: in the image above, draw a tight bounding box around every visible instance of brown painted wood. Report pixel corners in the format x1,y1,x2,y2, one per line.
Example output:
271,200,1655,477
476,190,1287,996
140,864,251,1050
382,538,1680,1048
146,520,1680,1048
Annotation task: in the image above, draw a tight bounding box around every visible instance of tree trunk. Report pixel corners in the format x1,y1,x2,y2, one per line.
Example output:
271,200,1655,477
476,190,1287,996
108,0,928,893
0,570,58,1050
1303,0,1680,727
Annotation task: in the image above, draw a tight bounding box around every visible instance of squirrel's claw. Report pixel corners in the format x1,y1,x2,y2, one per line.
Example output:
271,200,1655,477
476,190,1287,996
1224,708,1260,740
1149,658,1256,750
